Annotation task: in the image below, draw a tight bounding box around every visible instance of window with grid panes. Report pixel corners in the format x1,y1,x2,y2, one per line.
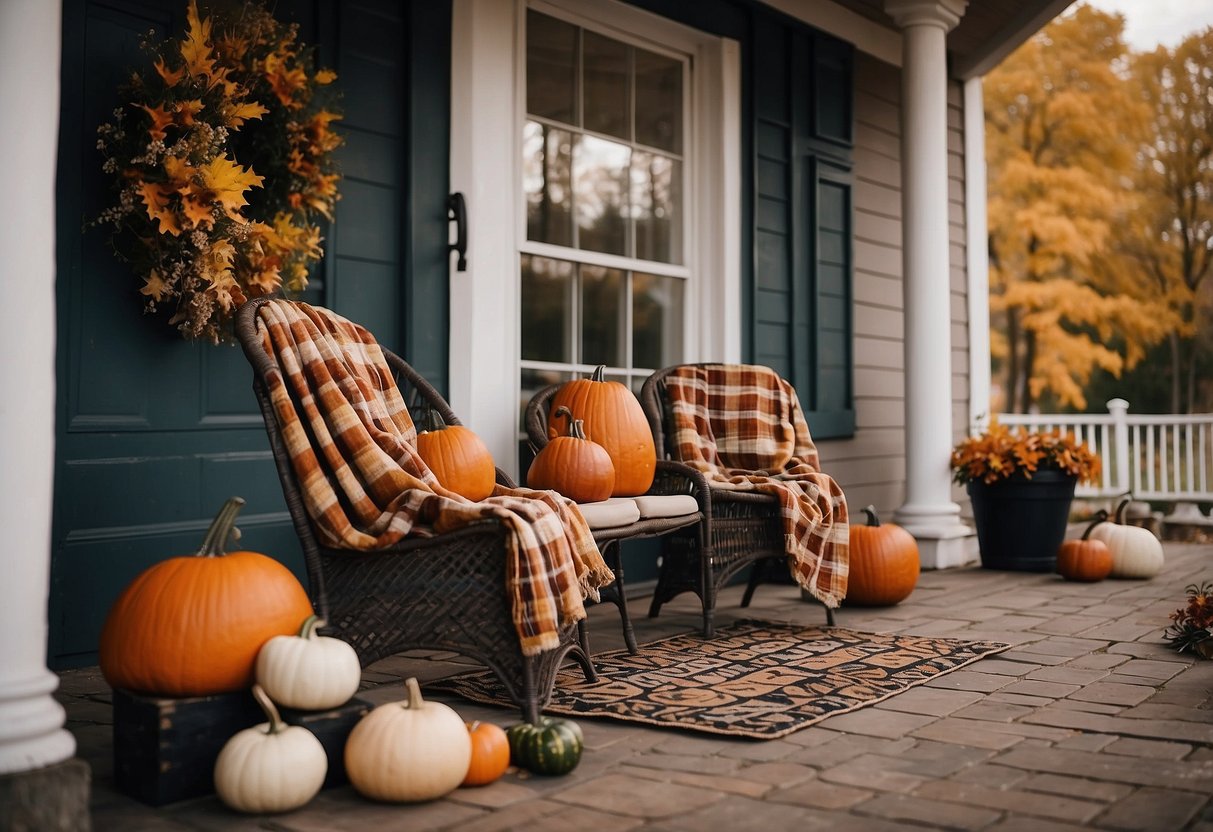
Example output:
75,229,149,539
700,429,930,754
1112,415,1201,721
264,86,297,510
519,8,687,473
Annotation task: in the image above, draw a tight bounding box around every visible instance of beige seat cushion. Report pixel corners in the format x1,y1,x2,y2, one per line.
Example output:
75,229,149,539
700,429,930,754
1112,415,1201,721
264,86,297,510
631,494,700,519
576,498,641,529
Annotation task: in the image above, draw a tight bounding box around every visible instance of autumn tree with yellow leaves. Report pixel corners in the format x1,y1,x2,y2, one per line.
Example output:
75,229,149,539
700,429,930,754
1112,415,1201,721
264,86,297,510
93,0,341,341
1122,30,1213,414
985,4,1183,413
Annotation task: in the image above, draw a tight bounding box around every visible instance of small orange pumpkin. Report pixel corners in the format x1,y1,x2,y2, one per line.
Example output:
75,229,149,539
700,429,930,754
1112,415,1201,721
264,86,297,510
462,721,511,787
844,505,920,606
1056,518,1113,582
548,366,656,497
415,409,496,502
99,497,314,697
528,406,615,502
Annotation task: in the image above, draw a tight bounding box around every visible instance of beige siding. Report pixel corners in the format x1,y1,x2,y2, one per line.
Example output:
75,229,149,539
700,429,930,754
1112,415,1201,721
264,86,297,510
816,53,973,522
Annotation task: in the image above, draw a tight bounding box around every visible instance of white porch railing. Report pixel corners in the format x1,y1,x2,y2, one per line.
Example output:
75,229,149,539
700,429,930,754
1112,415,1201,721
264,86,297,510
997,399,1213,502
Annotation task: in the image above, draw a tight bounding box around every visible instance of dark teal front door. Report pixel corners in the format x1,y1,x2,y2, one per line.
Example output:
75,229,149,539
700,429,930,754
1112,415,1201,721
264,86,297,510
50,0,452,668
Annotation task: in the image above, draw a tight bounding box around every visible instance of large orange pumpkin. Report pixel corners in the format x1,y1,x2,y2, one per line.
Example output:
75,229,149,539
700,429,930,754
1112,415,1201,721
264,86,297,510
845,505,919,606
548,366,656,496
99,497,314,697
415,410,496,502
527,406,615,503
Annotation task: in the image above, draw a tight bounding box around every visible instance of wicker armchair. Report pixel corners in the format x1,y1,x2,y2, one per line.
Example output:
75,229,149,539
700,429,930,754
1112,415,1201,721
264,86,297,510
525,383,714,639
639,364,836,632
236,298,595,723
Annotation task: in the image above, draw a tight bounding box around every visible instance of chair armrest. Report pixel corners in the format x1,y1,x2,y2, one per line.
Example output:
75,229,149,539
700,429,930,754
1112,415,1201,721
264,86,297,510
649,459,712,518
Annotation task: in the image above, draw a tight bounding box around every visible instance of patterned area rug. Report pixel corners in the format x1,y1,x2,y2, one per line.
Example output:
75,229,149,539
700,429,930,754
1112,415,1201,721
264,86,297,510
435,619,1009,739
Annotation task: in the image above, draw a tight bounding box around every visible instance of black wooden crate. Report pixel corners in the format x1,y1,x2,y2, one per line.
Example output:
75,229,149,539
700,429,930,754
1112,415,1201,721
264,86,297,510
112,688,371,806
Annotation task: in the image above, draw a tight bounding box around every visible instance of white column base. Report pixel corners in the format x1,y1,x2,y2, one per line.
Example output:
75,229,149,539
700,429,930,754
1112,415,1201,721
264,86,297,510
895,519,976,570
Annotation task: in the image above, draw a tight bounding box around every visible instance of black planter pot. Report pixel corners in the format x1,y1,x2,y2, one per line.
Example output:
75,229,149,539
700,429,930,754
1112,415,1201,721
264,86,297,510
966,468,1078,571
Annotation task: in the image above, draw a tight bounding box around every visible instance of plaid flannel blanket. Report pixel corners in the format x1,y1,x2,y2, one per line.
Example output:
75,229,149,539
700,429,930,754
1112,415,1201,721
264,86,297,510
661,364,849,607
254,301,613,656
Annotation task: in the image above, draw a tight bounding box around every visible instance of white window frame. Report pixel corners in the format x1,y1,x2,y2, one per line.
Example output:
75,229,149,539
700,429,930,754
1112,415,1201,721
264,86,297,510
450,0,740,477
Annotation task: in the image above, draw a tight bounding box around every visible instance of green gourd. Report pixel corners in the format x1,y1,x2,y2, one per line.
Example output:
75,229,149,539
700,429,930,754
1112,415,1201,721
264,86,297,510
505,717,583,776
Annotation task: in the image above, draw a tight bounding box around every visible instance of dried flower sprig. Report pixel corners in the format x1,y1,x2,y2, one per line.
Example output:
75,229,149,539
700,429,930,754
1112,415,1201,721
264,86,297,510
91,0,341,342
1165,581,1213,659
950,421,1102,485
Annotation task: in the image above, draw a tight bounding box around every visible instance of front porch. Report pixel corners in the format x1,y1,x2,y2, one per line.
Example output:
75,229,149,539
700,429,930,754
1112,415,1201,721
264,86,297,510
62,540,1213,830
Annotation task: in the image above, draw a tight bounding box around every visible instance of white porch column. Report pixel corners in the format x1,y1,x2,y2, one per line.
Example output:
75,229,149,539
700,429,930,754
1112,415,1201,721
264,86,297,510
886,0,973,568
0,0,76,776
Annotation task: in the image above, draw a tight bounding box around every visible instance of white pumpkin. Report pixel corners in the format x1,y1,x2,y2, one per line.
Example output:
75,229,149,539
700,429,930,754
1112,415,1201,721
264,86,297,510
1086,500,1164,579
214,684,328,814
344,677,471,802
256,615,362,711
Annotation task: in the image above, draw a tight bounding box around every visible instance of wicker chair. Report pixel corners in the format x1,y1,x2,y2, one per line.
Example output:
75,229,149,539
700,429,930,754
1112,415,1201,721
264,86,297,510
525,384,713,640
639,364,836,633
236,298,595,723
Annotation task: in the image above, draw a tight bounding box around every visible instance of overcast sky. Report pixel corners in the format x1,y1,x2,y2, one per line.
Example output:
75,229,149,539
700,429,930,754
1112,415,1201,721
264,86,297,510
1078,0,1212,51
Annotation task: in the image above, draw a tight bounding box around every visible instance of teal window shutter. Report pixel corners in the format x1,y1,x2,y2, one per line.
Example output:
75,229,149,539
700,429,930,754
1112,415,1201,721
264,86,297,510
755,23,855,439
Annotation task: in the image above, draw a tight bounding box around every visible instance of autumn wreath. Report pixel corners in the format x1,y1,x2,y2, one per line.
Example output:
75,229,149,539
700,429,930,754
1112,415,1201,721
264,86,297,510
93,0,341,342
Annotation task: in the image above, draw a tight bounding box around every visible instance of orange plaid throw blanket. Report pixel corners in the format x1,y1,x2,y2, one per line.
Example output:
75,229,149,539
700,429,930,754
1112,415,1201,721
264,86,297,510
254,301,613,656
662,364,849,607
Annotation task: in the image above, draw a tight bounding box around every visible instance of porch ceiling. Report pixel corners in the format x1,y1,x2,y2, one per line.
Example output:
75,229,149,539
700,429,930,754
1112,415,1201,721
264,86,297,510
783,0,1075,78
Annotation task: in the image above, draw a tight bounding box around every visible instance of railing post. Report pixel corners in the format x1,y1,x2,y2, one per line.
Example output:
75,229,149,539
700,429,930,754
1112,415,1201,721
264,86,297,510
1108,398,1130,495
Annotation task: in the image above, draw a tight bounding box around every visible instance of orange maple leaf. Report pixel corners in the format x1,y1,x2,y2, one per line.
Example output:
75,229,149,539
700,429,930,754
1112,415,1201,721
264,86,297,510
162,155,193,188
174,99,205,128
181,0,215,79
205,270,244,312
200,155,263,219
138,181,181,236
140,104,174,141
154,57,184,87
224,101,268,129
264,52,307,108
314,68,337,85
140,269,171,302
178,185,215,230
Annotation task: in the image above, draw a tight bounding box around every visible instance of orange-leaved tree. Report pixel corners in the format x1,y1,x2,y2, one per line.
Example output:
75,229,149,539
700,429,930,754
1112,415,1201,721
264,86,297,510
1122,29,1213,413
985,5,1178,413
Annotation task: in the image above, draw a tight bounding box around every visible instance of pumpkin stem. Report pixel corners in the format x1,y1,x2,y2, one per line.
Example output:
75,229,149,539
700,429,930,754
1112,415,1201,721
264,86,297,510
404,677,425,710
252,684,287,735
1114,495,1133,524
554,406,588,440
1082,509,1110,540
298,614,326,639
590,365,606,382
861,505,880,527
419,408,446,434
196,497,246,558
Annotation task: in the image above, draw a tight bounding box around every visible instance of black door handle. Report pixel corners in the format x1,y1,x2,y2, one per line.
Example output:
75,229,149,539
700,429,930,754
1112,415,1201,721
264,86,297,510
448,192,468,272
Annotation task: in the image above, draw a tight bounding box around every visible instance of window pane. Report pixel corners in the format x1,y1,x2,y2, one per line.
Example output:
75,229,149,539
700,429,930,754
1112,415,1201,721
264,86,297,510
521,255,574,362
580,265,624,367
519,367,573,479
524,121,573,246
527,10,577,124
632,272,684,370
632,152,682,264
583,31,629,140
574,135,630,255
635,48,681,152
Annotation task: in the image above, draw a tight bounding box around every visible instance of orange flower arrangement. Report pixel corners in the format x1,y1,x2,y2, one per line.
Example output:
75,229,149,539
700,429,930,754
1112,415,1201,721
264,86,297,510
92,0,341,341
950,421,1102,486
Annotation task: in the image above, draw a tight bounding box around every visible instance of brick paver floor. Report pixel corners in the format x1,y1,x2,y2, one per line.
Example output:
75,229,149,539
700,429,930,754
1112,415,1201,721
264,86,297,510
60,541,1213,830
